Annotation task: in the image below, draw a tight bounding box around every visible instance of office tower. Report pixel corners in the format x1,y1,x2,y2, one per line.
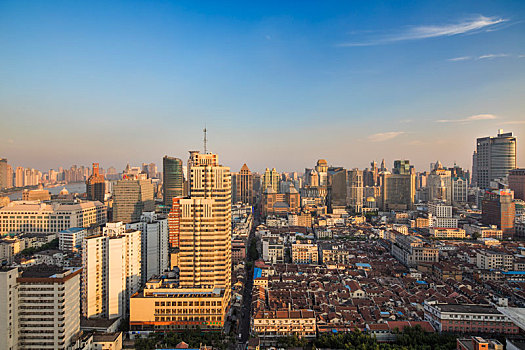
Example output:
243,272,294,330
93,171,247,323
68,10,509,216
476,130,517,189
163,156,183,207
427,161,452,204
347,169,364,213
127,212,168,283
0,267,18,349
82,222,141,320
262,167,280,193
232,163,254,205
482,189,516,239
452,177,468,204
0,158,7,189
113,178,154,223
509,169,525,201
327,167,347,211
181,151,231,291
0,201,107,235
315,159,329,186
393,160,413,175
18,265,82,350
380,172,416,211
130,149,231,331
86,162,106,202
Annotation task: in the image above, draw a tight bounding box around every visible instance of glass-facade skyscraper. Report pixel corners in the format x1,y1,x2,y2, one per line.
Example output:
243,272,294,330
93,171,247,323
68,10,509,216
476,130,517,189
163,156,183,207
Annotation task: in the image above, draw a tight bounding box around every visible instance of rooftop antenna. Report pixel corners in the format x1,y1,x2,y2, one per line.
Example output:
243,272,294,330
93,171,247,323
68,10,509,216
203,125,207,154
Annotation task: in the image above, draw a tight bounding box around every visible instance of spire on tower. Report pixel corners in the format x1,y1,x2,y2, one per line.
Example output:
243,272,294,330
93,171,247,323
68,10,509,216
203,126,207,154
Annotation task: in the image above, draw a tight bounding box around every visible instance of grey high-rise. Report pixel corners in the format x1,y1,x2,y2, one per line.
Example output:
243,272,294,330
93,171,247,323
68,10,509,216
476,130,517,189
163,156,183,207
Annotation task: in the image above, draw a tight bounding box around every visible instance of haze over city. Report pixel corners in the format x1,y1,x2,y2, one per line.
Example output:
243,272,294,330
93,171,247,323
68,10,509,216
1,0,524,172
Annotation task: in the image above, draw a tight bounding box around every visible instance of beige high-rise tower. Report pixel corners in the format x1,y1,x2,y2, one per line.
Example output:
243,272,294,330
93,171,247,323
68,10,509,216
130,149,232,331
180,151,231,295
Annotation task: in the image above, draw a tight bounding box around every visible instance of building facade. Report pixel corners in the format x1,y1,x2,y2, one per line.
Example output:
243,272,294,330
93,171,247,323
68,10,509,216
113,178,154,223
476,130,517,189
163,156,184,207
86,163,105,203
0,200,106,235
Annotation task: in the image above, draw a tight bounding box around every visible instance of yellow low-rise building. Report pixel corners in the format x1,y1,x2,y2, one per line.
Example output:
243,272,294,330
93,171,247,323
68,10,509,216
429,227,466,239
130,277,229,331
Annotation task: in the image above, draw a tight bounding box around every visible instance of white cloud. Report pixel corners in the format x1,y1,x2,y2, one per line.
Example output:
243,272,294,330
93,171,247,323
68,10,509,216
448,53,512,62
448,56,472,61
368,131,405,142
338,15,506,47
477,53,509,60
436,114,498,123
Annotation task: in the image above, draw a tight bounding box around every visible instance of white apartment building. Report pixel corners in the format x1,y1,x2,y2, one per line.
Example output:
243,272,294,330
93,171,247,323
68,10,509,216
58,227,86,252
127,212,168,283
17,265,82,350
432,217,459,228
262,239,284,264
476,250,514,271
0,200,106,235
82,222,141,320
428,201,452,218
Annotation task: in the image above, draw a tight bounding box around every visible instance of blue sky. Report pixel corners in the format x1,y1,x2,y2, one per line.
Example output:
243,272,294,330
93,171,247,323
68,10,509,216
1,0,524,173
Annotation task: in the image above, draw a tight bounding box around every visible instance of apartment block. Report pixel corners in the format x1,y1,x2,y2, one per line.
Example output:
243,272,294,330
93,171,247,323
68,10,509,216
17,265,82,349
476,250,514,271
292,243,319,264
58,227,86,252
424,303,519,334
0,200,107,235
127,212,169,283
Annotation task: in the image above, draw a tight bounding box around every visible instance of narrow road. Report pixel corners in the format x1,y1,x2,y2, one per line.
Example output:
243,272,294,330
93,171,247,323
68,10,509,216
237,215,259,348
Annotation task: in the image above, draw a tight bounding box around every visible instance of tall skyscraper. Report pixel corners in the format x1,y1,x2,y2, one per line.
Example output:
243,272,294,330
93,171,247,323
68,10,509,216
327,167,347,211
180,151,231,292
262,168,280,193
347,169,364,213
163,156,183,207
130,149,232,331
476,130,517,189
0,158,7,189
113,177,154,223
232,163,254,204
86,162,105,202
380,172,416,211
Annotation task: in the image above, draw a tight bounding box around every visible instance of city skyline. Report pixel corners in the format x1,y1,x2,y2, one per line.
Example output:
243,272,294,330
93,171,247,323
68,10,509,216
1,1,524,171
